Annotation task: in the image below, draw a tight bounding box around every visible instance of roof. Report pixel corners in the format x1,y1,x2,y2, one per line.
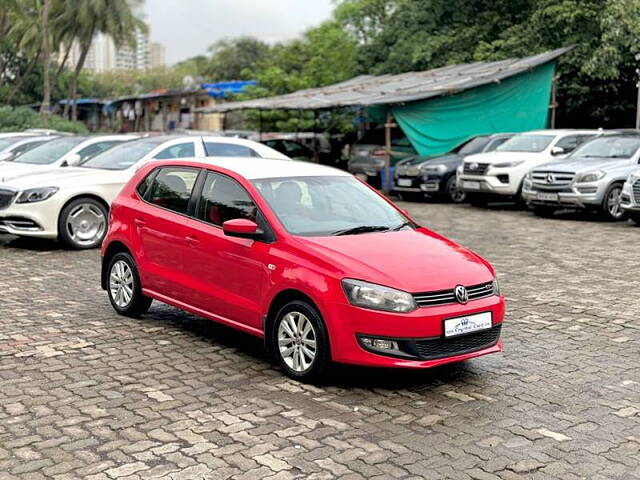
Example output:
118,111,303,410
516,129,602,136
196,47,572,113
170,157,351,180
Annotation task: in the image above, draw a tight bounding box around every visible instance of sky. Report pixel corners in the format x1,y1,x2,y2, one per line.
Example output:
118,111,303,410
143,0,336,65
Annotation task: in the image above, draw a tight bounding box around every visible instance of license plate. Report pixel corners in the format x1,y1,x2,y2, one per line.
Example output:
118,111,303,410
463,180,481,190
444,312,492,338
422,182,439,191
397,178,412,187
537,192,559,201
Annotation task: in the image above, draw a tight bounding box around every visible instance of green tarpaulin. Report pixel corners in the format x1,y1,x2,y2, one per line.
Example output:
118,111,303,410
388,62,556,156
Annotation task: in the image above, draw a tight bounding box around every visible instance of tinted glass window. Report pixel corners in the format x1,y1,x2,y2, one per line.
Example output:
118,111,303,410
148,167,199,214
153,142,195,160
204,142,259,157
81,138,164,170
136,171,155,198
13,136,86,164
496,135,555,153
554,136,579,151
77,140,121,161
253,176,408,236
457,137,490,155
485,137,510,152
197,172,257,226
0,138,24,151
13,140,47,155
571,136,640,159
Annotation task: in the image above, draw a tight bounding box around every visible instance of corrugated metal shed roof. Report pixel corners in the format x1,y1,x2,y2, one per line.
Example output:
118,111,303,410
196,47,571,113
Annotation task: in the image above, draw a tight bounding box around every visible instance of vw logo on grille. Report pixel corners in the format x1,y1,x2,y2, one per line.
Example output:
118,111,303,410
546,173,555,184
454,285,468,304
469,162,479,170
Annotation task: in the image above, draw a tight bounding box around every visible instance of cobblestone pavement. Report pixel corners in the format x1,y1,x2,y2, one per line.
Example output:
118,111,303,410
1,202,639,480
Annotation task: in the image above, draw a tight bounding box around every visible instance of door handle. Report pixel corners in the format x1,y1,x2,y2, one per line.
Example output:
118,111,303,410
134,218,145,226
185,235,200,247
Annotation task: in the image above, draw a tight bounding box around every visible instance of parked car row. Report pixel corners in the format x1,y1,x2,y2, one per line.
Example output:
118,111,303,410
0,133,288,248
386,128,640,223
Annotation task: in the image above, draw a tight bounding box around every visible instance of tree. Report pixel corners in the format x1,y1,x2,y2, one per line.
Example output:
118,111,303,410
202,37,270,81
57,0,146,120
40,0,51,123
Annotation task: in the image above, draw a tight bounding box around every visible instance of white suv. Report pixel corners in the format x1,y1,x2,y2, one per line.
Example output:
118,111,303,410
457,130,600,205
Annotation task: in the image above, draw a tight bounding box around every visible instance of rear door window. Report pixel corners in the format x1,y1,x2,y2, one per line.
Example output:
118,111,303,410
147,167,200,215
153,142,196,160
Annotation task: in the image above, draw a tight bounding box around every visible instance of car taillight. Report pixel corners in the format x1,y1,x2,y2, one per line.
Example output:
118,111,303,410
372,149,387,156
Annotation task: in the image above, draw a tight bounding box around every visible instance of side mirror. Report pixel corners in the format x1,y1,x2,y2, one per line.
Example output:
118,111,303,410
550,146,566,156
64,153,82,166
222,219,261,239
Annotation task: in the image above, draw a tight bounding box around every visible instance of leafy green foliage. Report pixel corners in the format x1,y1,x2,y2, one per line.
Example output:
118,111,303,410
0,106,88,133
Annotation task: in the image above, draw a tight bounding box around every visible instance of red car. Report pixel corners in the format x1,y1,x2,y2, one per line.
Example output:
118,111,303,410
101,157,504,381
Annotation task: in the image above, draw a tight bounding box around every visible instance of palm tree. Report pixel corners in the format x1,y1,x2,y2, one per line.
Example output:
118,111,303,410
60,0,146,120
40,0,51,122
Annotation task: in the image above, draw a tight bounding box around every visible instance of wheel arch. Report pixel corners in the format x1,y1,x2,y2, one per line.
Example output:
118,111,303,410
263,288,327,354
101,241,132,290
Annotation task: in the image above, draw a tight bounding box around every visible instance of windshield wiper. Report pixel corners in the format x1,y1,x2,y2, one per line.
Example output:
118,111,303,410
391,221,413,231
332,225,391,236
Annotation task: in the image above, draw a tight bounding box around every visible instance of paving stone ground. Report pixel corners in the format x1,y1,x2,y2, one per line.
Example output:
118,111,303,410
1,201,639,480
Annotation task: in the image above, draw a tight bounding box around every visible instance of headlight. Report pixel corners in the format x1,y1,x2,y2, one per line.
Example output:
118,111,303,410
492,278,500,296
16,187,59,203
342,279,416,313
456,165,463,175
576,170,605,183
492,160,526,169
421,164,447,174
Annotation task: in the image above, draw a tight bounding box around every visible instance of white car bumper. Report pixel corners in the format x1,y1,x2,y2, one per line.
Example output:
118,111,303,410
457,172,520,196
0,197,60,239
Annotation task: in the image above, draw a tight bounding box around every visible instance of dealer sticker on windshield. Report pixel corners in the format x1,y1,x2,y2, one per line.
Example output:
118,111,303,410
444,312,492,338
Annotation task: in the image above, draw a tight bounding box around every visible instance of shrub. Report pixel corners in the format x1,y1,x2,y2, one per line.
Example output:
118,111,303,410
0,106,88,134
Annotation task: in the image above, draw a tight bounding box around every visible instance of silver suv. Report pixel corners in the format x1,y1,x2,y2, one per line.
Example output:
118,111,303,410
522,132,640,220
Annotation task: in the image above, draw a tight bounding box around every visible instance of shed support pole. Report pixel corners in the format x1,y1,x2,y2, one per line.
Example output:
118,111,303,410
384,111,393,195
636,81,640,130
258,110,262,141
550,75,558,129
313,110,319,163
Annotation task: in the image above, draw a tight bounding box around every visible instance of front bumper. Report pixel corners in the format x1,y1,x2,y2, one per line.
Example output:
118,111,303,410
393,173,446,194
323,294,505,368
0,200,59,239
457,173,518,196
522,179,604,208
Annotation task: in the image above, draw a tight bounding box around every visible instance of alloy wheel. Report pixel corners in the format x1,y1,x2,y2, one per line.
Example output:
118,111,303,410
606,186,623,219
109,260,134,308
277,311,317,373
66,203,106,246
448,179,466,203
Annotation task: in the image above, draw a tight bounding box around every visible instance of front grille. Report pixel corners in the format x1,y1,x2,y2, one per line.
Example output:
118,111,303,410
531,170,575,190
413,325,501,360
0,189,17,210
396,165,420,176
633,180,640,203
413,282,495,307
463,162,489,175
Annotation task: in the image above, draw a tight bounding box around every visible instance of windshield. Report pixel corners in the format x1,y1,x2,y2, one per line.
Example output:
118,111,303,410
0,137,24,152
496,134,554,153
252,176,411,236
81,139,163,170
457,136,490,155
13,137,85,165
571,136,640,159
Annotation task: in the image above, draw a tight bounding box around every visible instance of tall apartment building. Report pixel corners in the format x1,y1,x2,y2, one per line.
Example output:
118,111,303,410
61,27,163,72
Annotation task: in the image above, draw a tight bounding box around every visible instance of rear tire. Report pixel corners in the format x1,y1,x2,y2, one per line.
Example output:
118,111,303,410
58,197,108,249
272,300,330,382
106,252,152,317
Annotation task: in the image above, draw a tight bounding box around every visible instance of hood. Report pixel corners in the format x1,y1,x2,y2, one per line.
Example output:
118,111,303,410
533,156,636,174
3,167,131,190
299,228,494,293
464,151,548,164
0,162,54,182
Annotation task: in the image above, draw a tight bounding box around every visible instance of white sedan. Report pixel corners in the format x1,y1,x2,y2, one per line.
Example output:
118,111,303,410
0,135,288,249
0,134,135,182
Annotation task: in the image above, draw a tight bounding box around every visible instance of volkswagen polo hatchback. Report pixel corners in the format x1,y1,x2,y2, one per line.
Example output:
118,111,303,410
101,157,504,381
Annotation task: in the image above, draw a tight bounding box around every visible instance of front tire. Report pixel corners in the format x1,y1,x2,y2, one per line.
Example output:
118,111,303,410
272,300,330,382
58,197,108,249
629,212,640,225
445,176,466,203
601,183,627,221
107,252,152,317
